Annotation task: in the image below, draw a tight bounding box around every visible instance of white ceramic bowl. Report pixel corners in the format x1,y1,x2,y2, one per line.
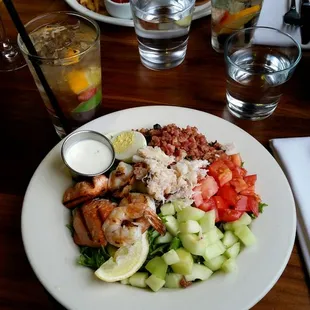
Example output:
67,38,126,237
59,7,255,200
104,0,132,19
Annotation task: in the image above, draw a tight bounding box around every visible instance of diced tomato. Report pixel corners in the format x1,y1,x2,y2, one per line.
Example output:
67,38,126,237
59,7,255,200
230,177,248,193
198,197,217,212
200,176,219,200
232,166,247,178
217,184,238,207
247,196,259,217
213,196,229,209
218,209,244,222
192,186,203,208
219,153,229,160
235,195,249,211
219,11,230,24
77,87,97,102
213,207,220,223
244,175,257,187
220,154,236,170
223,159,236,170
240,186,256,196
230,153,242,167
208,160,233,187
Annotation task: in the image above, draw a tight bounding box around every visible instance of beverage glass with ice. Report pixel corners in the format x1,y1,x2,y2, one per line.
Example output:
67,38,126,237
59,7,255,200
211,0,263,53
130,0,195,70
224,27,301,120
17,12,102,138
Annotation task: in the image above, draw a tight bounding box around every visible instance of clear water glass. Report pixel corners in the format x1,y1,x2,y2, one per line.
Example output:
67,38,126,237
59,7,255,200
224,26,302,120
130,0,195,70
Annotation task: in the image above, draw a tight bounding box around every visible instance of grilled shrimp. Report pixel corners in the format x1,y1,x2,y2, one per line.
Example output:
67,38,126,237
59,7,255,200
103,193,166,247
108,162,134,193
63,175,109,208
72,199,116,247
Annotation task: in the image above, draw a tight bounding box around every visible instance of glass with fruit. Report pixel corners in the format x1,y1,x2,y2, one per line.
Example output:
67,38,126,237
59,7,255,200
211,0,263,52
17,12,102,138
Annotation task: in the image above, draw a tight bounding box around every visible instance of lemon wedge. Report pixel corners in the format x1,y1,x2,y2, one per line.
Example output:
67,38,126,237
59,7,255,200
175,15,192,27
94,232,149,282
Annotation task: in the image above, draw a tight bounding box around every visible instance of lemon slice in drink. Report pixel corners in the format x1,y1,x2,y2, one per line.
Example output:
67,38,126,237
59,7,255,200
175,15,192,27
95,232,149,282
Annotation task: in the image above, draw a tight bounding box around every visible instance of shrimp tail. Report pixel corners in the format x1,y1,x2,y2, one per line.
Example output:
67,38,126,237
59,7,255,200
144,209,166,236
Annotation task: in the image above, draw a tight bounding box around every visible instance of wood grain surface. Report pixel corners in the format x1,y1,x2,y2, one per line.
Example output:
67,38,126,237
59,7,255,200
0,0,309,309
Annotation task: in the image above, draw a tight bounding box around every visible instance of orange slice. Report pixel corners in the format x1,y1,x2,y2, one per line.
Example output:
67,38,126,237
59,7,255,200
214,5,261,35
66,67,101,95
67,70,90,94
62,48,80,66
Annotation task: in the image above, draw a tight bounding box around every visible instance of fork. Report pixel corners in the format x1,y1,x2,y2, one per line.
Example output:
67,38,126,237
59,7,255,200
283,0,301,25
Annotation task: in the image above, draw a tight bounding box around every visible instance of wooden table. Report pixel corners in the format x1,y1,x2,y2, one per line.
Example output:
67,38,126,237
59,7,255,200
0,0,309,309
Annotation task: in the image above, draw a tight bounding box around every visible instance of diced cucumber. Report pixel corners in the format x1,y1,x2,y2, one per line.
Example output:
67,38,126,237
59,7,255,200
179,233,208,255
203,241,226,261
120,278,130,285
223,222,233,231
222,230,238,248
215,227,224,239
146,274,166,292
179,220,201,234
199,209,216,233
234,225,256,247
171,248,193,275
145,257,168,280
164,215,179,236
224,213,252,231
129,272,148,288
155,232,173,244
184,263,213,282
160,203,175,216
162,249,180,265
203,255,227,271
177,207,205,222
172,199,189,212
203,228,220,245
221,258,237,273
165,273,183,288
225,242,240,259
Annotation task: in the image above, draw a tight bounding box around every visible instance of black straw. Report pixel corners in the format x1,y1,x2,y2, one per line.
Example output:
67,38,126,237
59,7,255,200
3,0,71,135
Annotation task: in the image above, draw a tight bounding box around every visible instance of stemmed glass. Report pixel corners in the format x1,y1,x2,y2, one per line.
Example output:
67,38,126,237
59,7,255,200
0,3,25,72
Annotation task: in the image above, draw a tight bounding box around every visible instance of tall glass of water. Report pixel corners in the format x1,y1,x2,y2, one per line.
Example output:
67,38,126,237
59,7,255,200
130,0,195,70
224,26,301,120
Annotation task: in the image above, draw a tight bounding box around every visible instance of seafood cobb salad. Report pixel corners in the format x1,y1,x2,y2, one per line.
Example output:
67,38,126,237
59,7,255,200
62,124,267,292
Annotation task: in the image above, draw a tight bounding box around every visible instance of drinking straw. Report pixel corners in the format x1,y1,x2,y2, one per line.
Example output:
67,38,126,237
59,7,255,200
3,0,71,135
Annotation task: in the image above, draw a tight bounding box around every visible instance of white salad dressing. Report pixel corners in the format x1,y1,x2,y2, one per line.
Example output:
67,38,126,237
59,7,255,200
65,139,113,174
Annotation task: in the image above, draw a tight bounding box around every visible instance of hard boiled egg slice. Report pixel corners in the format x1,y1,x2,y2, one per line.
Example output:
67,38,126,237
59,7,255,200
111,131,147,163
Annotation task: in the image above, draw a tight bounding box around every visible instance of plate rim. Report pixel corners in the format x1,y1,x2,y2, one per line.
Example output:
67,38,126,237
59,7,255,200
64,0,211,27
21,105,296,310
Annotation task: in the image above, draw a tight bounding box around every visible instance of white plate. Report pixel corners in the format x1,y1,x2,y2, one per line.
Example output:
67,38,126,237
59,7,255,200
64,0,211,27
22,106,296,310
